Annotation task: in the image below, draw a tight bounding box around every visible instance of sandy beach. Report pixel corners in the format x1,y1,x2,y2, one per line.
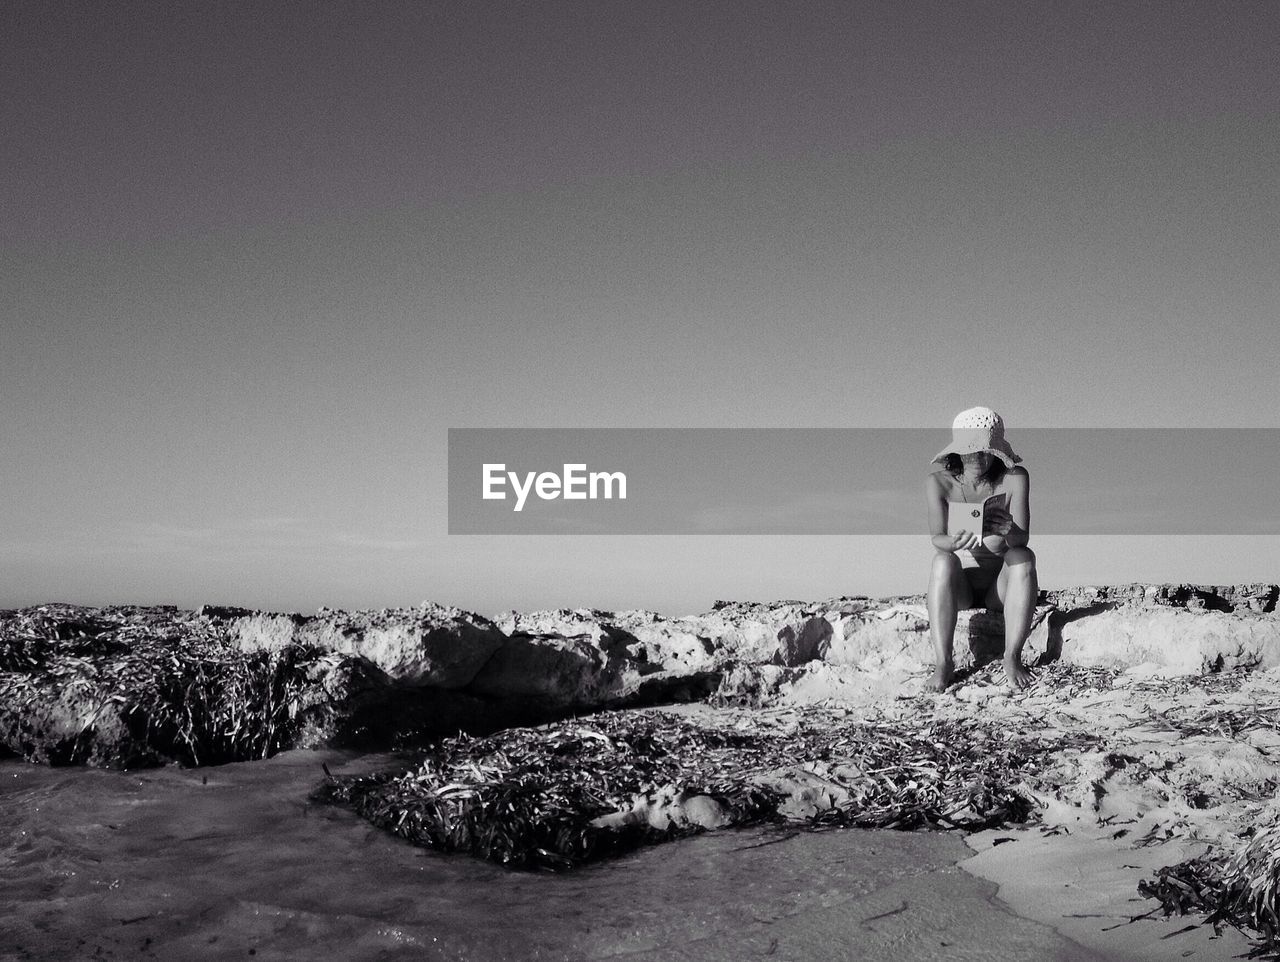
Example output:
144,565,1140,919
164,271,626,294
5,589,1280,960
964,825,1252,962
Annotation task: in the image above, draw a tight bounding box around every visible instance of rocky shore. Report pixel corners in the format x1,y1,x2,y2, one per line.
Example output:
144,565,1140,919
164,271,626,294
4,582,1277,768
4,584,1280,950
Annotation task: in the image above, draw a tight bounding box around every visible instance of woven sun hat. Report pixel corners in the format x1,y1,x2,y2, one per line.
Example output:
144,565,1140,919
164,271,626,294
930,406,1022,467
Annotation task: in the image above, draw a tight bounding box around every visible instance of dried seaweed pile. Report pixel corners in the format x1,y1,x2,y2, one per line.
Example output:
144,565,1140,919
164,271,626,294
1025,662,1122,694
1140,854,1231,926
318,707,1083,871
1215,822,1280,952
1140,826,1280,958
1143,697,1280,742
0,607,331,767
1130,667,1261,698
1129,673,1280,955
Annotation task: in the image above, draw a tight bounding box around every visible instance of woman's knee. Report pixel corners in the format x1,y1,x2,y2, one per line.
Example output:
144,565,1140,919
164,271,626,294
1004,546,1036,571
930,550,963,585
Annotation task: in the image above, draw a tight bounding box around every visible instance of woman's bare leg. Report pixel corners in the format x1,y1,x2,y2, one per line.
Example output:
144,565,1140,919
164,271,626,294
987,546,1038,689
927,550,972,691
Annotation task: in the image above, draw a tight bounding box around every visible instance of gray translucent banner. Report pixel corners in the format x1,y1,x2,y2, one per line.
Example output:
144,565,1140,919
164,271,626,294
448,429,1280,535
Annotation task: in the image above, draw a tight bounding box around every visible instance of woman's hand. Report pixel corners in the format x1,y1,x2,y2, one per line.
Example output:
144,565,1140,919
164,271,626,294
985,505,1015,537
947,530,980,551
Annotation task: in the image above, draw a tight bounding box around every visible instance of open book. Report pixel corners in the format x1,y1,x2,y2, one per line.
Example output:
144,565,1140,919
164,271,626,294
947,493,1007,538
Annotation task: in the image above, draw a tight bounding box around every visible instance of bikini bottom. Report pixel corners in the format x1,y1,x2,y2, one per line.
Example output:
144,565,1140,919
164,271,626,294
960,557,1003,598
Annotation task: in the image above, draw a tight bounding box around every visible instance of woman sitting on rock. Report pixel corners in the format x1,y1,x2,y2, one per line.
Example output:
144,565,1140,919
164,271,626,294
925,406,1037,691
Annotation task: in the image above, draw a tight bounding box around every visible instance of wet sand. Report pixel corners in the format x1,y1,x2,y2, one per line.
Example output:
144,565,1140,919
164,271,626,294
1,749,1102,962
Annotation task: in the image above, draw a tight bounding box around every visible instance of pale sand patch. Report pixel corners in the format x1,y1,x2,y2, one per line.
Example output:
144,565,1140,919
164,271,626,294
945,666,1280,960
963,822,1254,961
670,662,1280,955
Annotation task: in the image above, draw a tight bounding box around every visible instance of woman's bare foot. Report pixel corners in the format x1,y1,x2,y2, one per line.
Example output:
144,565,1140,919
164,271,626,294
928,659,954,692
1003,657,1033,690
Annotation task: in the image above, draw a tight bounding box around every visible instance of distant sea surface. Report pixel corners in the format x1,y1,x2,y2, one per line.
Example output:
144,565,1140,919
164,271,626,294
0,750,1103,961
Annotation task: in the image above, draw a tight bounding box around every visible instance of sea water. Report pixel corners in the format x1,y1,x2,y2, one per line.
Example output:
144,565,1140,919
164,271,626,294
0,750,1101,962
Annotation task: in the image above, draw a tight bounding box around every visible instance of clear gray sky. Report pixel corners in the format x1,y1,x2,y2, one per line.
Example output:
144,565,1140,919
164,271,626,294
5,1,1279,615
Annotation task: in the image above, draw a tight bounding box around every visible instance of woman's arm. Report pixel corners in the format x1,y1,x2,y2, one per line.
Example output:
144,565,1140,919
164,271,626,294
926,474,978,552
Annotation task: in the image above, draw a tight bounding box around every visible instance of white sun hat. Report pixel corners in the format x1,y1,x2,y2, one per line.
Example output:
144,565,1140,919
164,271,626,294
930,406,1022,467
